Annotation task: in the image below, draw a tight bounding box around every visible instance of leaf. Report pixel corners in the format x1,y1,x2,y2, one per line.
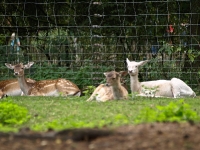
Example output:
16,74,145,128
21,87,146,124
134,100,200,124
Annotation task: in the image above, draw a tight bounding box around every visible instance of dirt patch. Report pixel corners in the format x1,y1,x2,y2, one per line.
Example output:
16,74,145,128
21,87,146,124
1,122,200,150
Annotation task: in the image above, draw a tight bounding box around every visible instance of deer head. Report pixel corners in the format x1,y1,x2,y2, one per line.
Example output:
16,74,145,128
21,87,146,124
5,62,34,77
126,58,149,76
104,71,128,86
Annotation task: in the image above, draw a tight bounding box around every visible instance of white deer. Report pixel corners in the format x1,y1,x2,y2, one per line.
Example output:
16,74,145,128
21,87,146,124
87,71,128,102
5,62,81,96
0,78,36,98
126,58,196,98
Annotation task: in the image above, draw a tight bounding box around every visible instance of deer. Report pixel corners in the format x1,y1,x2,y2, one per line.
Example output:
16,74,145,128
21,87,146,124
5,62,81,96
0,90,5,99
0,78,36,99
126,58,196,98
87,71,128,102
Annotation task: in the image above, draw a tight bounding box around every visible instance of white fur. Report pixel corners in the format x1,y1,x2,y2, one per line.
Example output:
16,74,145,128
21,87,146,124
126,58,196,98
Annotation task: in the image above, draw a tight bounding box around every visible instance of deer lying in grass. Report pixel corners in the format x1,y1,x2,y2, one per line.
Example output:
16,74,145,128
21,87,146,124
0,78,36,99
87,71,128,102
0,90,5,99
5,62,81,96
126,58,196,98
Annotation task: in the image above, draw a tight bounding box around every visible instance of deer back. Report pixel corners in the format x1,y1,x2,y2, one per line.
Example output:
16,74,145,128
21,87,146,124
29,78,81,96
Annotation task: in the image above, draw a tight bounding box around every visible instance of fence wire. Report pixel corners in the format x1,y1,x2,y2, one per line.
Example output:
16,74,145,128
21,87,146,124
0,0,199,93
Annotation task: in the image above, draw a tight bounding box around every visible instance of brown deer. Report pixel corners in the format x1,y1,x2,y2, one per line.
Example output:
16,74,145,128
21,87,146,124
0,90,5,99
0,78,36,99
5,62,81,96
87,71,128,102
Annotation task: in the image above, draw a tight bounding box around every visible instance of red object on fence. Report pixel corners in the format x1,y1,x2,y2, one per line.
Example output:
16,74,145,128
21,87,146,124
167,25,174,33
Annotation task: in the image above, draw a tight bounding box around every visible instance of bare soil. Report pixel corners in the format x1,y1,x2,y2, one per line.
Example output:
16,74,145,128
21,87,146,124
1,122,200,150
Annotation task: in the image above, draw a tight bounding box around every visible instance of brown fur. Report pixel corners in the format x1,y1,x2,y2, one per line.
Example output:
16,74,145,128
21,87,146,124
5,62,81,96
87,71,128,102
0,78,35,97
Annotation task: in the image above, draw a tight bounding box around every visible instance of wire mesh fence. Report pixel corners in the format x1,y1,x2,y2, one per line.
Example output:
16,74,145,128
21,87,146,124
0,0,199,93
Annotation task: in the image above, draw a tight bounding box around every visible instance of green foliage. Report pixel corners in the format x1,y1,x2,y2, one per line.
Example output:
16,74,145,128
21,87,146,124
187,49,200,62
159,41,174,55
135,100,200,124
82,85,96,96
30,62,67,80
0,97,30,126
66,64,113,89
141,85,159,98
23,61,113,90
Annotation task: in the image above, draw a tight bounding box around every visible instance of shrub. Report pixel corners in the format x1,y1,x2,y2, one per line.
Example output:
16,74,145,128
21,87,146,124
134,99,200,124
82,85,96,96
0,97,30,126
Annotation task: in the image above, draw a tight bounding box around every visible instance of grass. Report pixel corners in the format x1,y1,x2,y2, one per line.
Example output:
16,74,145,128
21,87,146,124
1,95,200,132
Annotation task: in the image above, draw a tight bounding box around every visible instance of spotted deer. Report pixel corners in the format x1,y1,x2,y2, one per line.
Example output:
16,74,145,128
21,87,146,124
0,78,36,99
87,71,128,102
5,62,81,96
0,90,5,99
126,58,196,98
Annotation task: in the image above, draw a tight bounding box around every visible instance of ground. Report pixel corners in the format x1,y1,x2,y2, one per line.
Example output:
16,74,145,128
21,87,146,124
1,122,200,150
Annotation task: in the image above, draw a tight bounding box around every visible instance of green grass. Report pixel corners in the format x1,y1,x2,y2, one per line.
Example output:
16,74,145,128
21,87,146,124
1,96,200,132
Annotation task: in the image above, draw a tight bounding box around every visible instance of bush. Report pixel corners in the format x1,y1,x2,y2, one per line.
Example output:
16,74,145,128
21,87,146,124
134,99,200,124
0,97,30,126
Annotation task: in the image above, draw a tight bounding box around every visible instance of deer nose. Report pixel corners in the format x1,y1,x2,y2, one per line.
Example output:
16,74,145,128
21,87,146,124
128,70,132,73
14,72,19,76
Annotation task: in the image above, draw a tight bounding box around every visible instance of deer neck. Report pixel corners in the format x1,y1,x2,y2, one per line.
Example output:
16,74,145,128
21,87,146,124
130,74,141,93
17,75,32,95
110,82,123,99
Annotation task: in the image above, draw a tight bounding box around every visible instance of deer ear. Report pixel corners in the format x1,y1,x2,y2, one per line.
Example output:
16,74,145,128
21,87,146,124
5,63,14,69
126,58,130,64
119,71,128,77
24,62,34,69
28,62,34,66
138,60,149,67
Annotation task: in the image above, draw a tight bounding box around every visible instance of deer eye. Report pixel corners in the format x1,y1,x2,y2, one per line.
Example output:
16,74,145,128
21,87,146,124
112,78,116,80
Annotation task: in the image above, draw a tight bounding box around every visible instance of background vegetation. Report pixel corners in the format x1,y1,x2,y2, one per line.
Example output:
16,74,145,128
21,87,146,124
0,0,199,93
